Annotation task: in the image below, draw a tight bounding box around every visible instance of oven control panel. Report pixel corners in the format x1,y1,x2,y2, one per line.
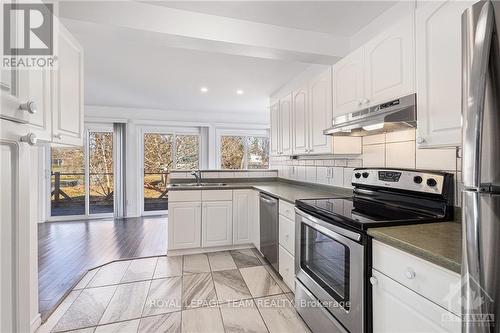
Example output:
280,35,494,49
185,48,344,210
352,168,447,194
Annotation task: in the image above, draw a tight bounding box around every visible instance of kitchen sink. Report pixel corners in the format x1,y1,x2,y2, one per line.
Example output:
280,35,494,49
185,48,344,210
170,183,227,187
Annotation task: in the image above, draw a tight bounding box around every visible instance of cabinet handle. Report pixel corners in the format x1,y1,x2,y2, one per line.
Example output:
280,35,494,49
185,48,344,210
358,100,363,107
416,137,426,144
53,133,63,140
285,234,289,239
19,101,37,114
369,276,378,285
405,268,416,280
20,133,37,145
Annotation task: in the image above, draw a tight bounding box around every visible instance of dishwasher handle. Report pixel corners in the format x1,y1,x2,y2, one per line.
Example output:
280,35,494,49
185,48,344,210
260,193,278,205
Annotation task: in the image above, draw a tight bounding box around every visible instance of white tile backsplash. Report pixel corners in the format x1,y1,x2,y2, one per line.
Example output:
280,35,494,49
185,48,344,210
386,141,416,169
316,167,328,185
343,168,355,189
363,144,385,167
416,148,457,171
363,133,386,145
305,167,317,183
385,128,416,143
330,167,344,187
269,130,461,206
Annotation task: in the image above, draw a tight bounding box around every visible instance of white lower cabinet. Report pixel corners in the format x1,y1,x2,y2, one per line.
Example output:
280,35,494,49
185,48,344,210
202,201,233,247
279,245,295,291
251,190,260,249
371,241,461,333
372,269,461,333
168,202,202,250
232,190,254,245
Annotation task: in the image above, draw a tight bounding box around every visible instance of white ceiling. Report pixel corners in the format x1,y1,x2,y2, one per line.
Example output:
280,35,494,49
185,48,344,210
59,1,397,115
147,1,396,36
63,19,312,113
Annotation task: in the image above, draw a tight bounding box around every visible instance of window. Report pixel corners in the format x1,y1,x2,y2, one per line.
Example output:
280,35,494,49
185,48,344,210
219,135,269,169
175,135,199,170
49,128,117,218
51,146,85,216
88,132,114,214
142,131,200,212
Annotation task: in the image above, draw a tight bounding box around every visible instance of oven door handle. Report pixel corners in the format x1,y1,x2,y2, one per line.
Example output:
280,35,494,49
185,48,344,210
295,208,362,242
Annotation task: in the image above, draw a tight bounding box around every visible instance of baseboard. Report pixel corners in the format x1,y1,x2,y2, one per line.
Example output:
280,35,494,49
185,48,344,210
167,243,256,256
30,313,41,333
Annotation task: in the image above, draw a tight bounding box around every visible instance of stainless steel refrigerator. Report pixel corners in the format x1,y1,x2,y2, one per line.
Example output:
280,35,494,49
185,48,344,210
462,1,500,332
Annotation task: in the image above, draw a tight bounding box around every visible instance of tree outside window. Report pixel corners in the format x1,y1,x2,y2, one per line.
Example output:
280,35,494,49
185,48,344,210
220,135,269,169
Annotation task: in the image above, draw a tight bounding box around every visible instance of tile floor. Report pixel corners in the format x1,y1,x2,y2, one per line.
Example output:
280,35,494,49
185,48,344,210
38,248,309,333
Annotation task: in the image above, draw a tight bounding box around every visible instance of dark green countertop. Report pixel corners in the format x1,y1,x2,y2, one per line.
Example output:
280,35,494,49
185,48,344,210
368,222,462,273
167,179,352,203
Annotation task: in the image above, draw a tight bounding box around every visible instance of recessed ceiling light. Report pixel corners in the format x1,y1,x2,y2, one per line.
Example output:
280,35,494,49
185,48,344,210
200,87,208,93
236,90,244,95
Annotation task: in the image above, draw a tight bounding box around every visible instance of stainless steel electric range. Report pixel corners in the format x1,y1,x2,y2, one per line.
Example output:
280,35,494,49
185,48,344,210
293,168,455,333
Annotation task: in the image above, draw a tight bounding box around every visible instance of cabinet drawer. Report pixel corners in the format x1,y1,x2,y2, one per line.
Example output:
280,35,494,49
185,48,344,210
372,240,461,315
372,269,461,333
279,200,295,220
202,190,233,201
279,215,295,254
169,190,202,202
279,245,295,292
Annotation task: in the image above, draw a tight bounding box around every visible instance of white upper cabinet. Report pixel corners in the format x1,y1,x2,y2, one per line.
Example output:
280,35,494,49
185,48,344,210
52,24,84,146
270,102,280,156
17,69,52,141
309,68,333,154
333,47,365,117
279,93,293,155
416,1,471,148
292,84,309,155
332,15,415,117
364,14,415,105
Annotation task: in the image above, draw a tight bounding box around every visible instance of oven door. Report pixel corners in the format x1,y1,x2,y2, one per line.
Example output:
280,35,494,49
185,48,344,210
295,208,364,333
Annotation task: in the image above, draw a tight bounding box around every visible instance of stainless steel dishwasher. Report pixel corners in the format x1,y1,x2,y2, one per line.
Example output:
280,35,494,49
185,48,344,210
259,193,279,271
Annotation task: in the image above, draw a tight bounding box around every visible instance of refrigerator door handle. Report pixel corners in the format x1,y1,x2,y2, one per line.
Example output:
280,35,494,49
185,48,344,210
463,1,495,189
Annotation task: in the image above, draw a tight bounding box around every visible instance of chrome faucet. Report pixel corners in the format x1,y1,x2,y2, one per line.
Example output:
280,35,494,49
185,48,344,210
191,169,202,185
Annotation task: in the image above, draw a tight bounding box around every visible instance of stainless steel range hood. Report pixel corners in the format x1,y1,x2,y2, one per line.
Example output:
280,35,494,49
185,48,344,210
324,94,417,136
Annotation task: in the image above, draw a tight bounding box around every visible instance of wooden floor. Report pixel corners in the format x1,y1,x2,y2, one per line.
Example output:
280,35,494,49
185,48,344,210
38,215,167,321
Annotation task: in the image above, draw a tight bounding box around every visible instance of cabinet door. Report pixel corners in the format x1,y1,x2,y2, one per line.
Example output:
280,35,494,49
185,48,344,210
279,93,293,156
332,47,365,116
232,190,253,245
372,269,461,333
278,245,295,292
364,15,415,105
292,85,309,155
270,102,280,155
202,201,233,247
52,24,84,146
309,68,333,154
17,69,52,141
416,1,472,148
168,202,202,250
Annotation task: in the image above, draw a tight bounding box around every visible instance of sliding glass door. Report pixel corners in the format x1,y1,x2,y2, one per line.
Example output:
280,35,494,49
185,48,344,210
49,126,118,220
143,133,173,212
88,131,114,214
142,130,200,215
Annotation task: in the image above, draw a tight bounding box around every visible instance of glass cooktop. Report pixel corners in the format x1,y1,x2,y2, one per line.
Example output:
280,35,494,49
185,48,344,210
296,197,443,230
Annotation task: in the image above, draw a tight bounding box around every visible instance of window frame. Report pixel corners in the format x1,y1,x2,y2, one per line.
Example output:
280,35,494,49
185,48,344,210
46,123,116,222
216,129,270,170
139,126,201,216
